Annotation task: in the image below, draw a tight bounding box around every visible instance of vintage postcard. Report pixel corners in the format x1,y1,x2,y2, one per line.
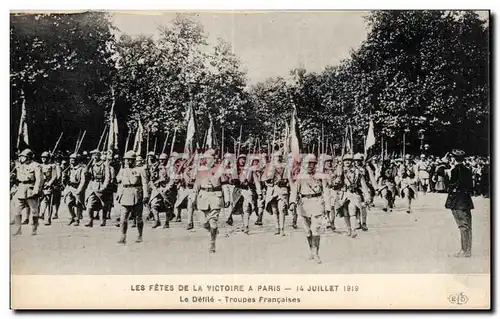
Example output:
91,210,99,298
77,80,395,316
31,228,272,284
10,9,490,309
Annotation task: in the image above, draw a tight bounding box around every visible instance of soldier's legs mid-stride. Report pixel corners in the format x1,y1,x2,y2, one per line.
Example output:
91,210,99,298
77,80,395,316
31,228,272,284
302,215,324,264
402,188,415,214
271,199,287,236
185,195,195,230
40,193,55,226
341,203,358,238
150,197,170,229
452,209,472,257
202,209,220,253
65,193,82,226
118,204,144,244
84,194,103,227
13,197,40,236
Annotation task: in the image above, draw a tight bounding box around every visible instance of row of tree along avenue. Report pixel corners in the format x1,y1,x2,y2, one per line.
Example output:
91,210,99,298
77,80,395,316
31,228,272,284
10,11,489,157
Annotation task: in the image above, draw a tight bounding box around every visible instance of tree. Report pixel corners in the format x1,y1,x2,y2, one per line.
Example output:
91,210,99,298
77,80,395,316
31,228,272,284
10,12,116,155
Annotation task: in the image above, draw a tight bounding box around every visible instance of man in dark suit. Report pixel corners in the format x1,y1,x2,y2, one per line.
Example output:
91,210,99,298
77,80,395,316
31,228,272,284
445,149,474,258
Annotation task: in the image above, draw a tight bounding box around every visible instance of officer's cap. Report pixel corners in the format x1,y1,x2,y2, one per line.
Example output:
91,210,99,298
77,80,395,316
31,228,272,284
90,149,101,156
342,154,353,161
69,153,79,159
272,150,283,158
41,151,51,158
452,149,465,158
204,149,216,157
159,153,168,160
147,151,155,157
303,154,318,164
353,153,364,161
19,149,33,158
123,151,136,160
323,155,333,162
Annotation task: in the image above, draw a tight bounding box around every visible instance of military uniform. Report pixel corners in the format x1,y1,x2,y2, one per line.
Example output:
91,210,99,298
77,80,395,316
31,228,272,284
84,150,110,227
51,158,63,220
335,154,371,238
322,155,340,230
63,154,87,226
193,149,230,253
416,155,431,193
116,151,149,244
12,149,44,236
39,151,57,225
230,154,263,234
264,151,291,236
377,160,398,212
290,154,330,264
149,153,175,229
445,150,474,258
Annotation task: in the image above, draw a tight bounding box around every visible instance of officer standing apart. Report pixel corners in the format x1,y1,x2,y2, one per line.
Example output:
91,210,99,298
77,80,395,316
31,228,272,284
289,154,330,264
445,149,474,258
116,151,149,244
12,149,44,236
193,149,231,253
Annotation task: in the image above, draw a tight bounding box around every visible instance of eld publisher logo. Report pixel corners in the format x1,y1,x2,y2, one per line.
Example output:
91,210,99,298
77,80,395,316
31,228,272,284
448,292,469,305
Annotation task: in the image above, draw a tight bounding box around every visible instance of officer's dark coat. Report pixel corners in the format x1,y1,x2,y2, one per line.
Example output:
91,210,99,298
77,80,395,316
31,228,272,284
445,163,474,210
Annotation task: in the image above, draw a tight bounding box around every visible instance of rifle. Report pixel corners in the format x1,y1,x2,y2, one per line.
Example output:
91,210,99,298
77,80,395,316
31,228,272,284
162,130,170,154
75,130,87,155
52,132,64,156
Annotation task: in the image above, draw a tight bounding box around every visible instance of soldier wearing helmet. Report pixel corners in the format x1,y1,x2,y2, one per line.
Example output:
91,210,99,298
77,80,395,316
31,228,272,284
264,149,292,236
50,152,64,221
83,149,110,227
100,153,117,223
289,154,331,264
39,151,57,225
62,153,86,226
193,149,231,253
334,153,372,238
229,153,263,234
171,152,191,223
149,153,175,229
116,151,149,244
12,149,44,236
321,154,342,231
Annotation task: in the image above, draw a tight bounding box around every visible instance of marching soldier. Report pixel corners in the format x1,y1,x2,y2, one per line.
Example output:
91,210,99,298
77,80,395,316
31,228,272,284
221,153,236,227
51,153,64,220
149,153,175,229
322,154,340,230
64,153,87,226
172,154,190,223
101,153,116,224
264,150,291,236
39,151,57,225
377,159,399,213
230,154,263,234
445,150,474,258
334,154,372,238
84,150,110,227
145,151,159,221
400,164,418,214
116,151,149,244
253,154,267,226
416,154,431,194
193,149,231,253
289,154,330,264
12,149,44,236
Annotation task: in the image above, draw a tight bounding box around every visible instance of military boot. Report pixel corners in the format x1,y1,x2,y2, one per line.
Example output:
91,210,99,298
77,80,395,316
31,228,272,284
306,236,314,260
31,216,39,236
313,236,322,264
13,215,22,236
136,220,144,243
209,228,218,253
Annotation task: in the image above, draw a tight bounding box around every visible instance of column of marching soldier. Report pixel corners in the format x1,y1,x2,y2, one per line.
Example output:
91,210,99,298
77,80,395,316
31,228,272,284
10,147,481,263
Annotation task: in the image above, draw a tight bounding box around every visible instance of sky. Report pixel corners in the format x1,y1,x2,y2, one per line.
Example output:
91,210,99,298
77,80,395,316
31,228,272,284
111,11,370,84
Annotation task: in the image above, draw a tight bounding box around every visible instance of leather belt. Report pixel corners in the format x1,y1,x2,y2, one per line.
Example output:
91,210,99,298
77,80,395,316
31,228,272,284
123,185,140,188
19,181,35,185
200,186,221,192
301,193,321,199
